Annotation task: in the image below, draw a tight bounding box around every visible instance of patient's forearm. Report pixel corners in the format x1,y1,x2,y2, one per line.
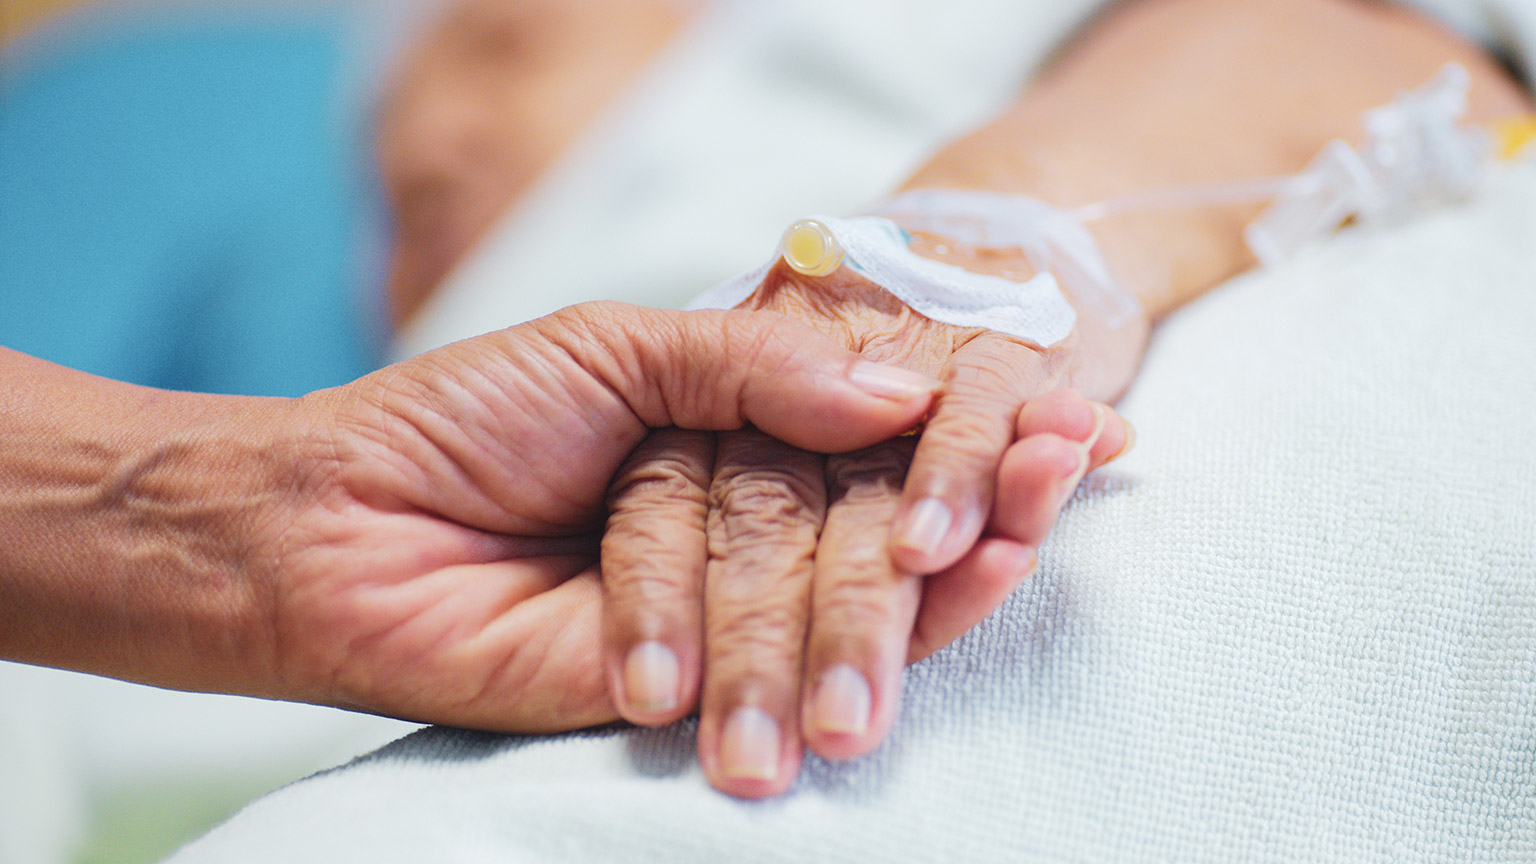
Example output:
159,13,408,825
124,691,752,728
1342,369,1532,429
904,0,1531,320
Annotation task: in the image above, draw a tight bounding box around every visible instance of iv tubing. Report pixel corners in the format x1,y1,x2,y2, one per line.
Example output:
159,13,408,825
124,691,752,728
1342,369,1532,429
1071,174,1324,223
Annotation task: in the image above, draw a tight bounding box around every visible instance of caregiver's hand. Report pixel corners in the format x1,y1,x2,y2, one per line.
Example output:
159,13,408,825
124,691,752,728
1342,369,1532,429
0,303,938,733
601,258,1141,797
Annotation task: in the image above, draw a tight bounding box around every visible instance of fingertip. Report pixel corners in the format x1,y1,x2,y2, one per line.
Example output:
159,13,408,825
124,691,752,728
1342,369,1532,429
908,539,1037,663
1016,389,1094,440
801,664,882,761
889,495,984,575
847,360,941,404
702,705,803,798
744,358,936,454
1018,392,1132,471
1094,413,1135,468
889,353,1028,574
992,433,1082,545
614,640,688,726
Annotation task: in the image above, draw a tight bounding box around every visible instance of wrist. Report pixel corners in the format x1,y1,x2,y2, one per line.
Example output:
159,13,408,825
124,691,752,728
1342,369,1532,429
0,359,294,695
870,189,1152,400
134,392,298,696
900,145,1240,323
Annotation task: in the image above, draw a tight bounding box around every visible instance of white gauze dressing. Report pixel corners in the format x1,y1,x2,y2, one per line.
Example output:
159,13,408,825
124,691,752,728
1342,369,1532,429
684,214,1078,348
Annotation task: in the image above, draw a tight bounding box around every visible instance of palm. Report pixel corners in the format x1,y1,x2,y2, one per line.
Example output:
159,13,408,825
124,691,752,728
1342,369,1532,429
276,506,614,732
251,304,935,738
263,329,648,732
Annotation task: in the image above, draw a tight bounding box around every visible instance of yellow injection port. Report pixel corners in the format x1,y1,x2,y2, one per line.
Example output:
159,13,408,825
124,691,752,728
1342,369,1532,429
1496,115,1536,159
780,219,843,276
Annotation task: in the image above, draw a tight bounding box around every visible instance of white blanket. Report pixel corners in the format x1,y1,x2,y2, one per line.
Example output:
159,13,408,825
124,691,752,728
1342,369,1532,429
175,156,1536,861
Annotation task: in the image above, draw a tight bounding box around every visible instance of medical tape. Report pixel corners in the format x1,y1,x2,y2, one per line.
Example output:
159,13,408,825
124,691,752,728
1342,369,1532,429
875,189,1142,329
1039,64,1503,268
684,214,1078,348
1243,64,1491,266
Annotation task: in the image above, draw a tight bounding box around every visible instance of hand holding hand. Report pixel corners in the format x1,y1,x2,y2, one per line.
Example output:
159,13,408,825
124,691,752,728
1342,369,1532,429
601,257,1142,795
250,302,938,731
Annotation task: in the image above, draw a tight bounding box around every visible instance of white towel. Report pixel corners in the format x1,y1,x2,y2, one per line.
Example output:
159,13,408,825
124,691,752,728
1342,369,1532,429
172,161,1536,864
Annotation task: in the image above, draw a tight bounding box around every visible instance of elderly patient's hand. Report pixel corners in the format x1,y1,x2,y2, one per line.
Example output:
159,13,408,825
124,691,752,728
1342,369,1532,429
259,302,937,732
601,253,1145,796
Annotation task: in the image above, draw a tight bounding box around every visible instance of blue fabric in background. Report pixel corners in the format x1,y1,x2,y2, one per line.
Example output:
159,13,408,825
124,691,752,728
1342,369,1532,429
0,11,387,397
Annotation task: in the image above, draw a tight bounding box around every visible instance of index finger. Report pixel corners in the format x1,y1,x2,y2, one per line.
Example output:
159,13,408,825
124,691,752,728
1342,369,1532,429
888,333,1057,574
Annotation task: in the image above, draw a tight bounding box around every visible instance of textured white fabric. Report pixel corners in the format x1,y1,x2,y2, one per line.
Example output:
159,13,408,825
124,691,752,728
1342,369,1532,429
174,163,1536,863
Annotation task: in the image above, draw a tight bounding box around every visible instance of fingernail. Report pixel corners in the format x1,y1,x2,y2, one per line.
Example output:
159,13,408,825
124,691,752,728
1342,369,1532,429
1082,403,1108,448
1057,405,1107,508
1057,442,1090,481
894,496,952,557
721,707,780,781
1057,445,1091,509
623,641,680,714
1011,545,1039,582
811,665,872,736
1103,418,1136,466
847,361,938,402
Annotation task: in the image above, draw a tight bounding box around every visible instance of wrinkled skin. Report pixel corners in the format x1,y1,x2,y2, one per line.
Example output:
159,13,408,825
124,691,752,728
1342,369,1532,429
369,0,1143,795
255,303,939,732
363,0,1535,800
601,248,1146,796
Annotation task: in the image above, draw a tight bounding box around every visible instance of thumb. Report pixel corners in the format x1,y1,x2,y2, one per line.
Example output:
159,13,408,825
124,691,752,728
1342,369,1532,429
533,301,937,453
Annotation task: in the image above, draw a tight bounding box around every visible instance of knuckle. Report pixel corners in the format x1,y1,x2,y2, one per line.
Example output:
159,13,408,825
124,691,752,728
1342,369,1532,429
608,465,710,514
947,353,1031,400
715,470,820,518
815,578,901,636
607,431,713,512
708,603,808,669
709,469,825,551
919,406,1012,467
602,534,705,609
706,541,815,605
603,512,701,558
821,523,894,575
565,298,625,323
602,567,700,610
544,300,630,351
602,515,706,578
715,427,809,467
830,478,903,513
958,329,1056,372
825,441,914,497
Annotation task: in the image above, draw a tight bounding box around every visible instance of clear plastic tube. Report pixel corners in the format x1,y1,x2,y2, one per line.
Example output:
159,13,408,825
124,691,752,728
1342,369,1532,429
1071,175,1322,223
